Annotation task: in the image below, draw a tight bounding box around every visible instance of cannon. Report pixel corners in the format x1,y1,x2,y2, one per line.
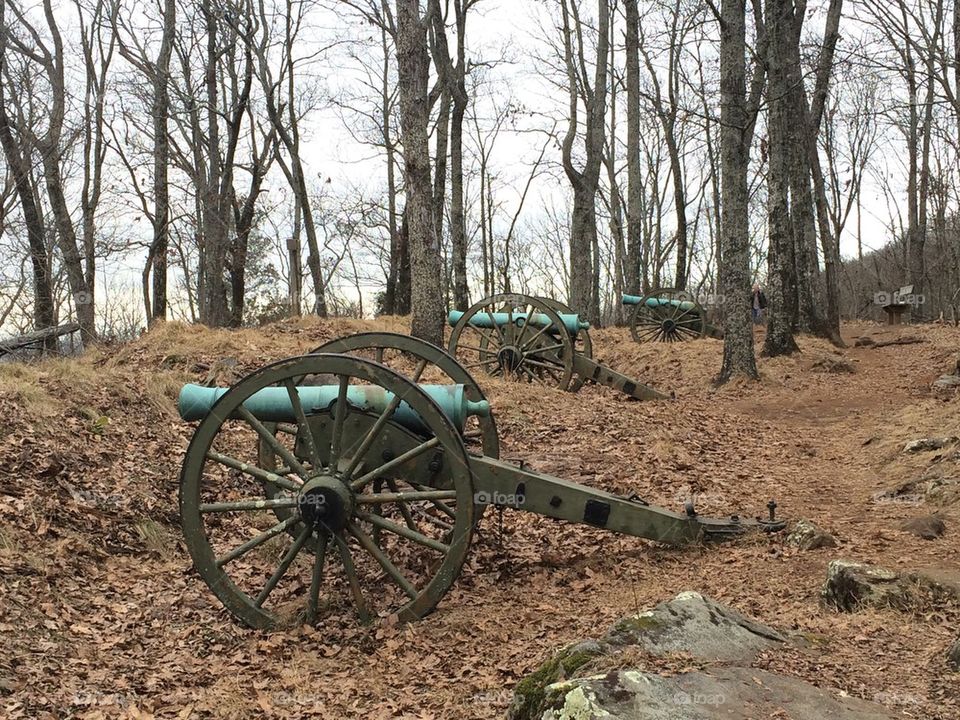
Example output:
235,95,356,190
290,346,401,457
622,288,722,343
447,293,666,400
178,334,784,629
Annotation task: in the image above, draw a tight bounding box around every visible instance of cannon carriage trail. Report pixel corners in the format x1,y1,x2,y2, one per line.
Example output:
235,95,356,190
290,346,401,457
0,317,958,719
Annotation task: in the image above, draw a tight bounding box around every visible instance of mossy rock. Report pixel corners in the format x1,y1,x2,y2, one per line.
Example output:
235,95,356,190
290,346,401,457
508,643,605,720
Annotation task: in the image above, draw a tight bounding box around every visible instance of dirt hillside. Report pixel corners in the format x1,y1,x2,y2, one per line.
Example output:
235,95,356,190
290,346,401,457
1,318,958,719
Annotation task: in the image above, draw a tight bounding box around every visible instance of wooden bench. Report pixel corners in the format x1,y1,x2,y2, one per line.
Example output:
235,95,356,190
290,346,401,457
880,285,913,325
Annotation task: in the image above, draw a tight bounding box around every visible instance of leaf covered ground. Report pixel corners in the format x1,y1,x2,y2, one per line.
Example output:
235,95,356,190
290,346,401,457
1,318,958,719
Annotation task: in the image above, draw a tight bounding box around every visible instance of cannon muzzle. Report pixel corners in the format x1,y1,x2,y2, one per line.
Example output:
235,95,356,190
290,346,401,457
447,310,589,335
178,382,490,434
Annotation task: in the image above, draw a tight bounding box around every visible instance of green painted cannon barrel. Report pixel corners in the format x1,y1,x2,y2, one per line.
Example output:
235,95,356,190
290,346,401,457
447,310,589,335
621,293,699,312
178,382,490,434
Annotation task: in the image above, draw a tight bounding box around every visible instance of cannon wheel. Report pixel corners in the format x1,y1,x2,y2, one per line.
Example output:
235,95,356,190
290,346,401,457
260,332,497,547
630,288,707,343
308,332,498,459
535,297,592,392
448,293,576,391
180,354,476,629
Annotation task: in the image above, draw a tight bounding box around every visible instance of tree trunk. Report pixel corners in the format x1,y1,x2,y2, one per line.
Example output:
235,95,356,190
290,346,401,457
151,0,175,323
397,0,443,343
560,0,609,323
763,0,799,357
449,0,470,310
0,11,55,348
717,0,759,382
624,0,643,296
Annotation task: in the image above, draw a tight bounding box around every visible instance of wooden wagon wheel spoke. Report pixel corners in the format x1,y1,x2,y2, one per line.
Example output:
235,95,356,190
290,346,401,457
355,489,458,504
206,450,303,492
357,511,450,554
333,532,371,623
518,314,557,350
199,497,299,513
323,375,349,472
283,379,322,471
238,407,310,481
347,521,419,600
216,515,301,567
384,477,420,531
254,524,312,607
349,437,441,491
305,533,329,625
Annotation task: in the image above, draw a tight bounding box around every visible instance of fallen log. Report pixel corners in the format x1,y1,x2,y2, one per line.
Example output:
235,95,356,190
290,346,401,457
0,322,81,356
869,336,925,349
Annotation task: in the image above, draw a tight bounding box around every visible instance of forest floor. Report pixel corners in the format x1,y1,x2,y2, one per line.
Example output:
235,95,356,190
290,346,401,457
1,317,959,719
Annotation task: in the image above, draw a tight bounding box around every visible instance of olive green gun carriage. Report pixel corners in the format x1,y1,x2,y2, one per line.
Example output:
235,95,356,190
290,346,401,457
622,288,724,343
447,293,666,401
177,333,784,629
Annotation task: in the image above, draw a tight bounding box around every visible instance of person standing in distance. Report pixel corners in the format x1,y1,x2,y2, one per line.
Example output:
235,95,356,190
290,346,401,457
751,283,767,325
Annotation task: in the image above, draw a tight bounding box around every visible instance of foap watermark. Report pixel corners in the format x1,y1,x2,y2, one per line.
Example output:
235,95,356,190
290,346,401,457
873,690,924,706
475,490,525,507
874,290,925,306
467,690,513,709
672,691,726,707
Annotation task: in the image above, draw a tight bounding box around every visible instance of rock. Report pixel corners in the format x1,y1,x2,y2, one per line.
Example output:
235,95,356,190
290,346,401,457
821,560,960,612
510,592,899,720
786,519,838,550
534,667,899,720
899,514,946,539
854,336,875,347
925,475,960,506
810,357,855,374
932,374,960,396
903,437,957,453
603,591,784,662
872,478,925,506
948,638,960,671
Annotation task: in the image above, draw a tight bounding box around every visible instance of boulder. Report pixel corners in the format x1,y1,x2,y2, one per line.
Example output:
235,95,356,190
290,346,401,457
821,560,960,612
948,638,960,671
925,475,960,506
932,374,960,396
509,592,900,720
903,437,957,453
534,667,899,720
786,519,838,550
899,514,946,539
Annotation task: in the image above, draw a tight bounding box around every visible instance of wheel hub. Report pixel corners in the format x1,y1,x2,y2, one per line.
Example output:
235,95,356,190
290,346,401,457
661,318,676,334
497,345,525,374
298,475,354,532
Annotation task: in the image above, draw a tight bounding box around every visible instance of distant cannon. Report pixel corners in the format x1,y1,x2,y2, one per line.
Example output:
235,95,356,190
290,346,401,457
622,288,722,343
177,333,785,629
447,293,666,400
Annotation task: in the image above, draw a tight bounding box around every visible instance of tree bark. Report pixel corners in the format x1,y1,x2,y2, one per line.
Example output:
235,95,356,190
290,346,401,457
560,0,609,324
397,0,443,343
763,0,799,356
717,0,759,382
0,4,55,348
624,0,643,296
151,0,175,323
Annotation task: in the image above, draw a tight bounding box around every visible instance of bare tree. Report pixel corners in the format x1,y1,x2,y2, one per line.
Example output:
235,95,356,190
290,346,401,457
559,0,609,323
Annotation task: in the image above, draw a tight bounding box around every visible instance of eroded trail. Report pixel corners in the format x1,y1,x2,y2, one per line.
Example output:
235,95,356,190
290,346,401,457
0,319,958,719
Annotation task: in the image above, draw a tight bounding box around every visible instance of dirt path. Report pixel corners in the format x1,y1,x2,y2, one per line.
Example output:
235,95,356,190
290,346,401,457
1,319,958,719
